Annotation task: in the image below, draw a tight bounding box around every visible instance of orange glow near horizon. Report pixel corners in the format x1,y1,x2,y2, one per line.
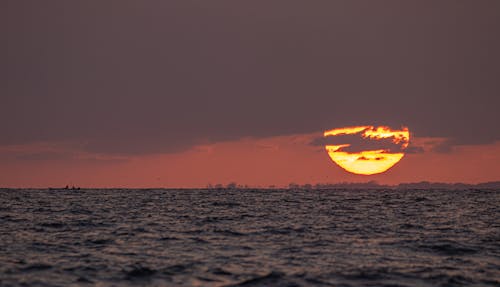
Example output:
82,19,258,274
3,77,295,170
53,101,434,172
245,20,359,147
324,126,410,175
1,133,500,187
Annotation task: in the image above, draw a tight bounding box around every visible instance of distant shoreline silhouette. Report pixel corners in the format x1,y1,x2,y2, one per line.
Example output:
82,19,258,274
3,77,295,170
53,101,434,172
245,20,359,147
1,180,497,191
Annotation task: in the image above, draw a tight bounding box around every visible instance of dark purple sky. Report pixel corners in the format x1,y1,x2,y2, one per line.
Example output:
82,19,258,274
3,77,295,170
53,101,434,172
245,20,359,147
3,1,500,155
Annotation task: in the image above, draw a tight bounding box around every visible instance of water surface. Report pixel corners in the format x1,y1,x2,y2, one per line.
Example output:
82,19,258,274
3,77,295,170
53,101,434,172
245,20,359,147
1,188,499,286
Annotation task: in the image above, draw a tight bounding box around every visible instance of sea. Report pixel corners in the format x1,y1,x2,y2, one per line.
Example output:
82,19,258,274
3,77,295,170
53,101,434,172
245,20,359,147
0,188,499,287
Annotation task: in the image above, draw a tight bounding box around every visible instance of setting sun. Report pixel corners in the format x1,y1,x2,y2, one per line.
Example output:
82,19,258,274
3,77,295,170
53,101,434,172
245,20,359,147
324,126,410,175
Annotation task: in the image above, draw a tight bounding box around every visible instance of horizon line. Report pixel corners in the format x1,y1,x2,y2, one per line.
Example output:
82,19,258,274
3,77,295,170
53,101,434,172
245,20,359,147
1,180,499,190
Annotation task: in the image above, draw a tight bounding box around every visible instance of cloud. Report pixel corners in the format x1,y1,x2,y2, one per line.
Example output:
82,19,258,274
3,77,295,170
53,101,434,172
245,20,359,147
15,151,72,161
310,131,410,153
0,142,130,163
428,138,458,153
404,145,425,154
2,1,499,155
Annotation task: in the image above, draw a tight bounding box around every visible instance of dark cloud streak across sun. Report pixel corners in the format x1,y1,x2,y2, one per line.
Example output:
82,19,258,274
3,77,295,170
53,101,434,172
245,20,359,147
311,134,421,154
2,1,499,155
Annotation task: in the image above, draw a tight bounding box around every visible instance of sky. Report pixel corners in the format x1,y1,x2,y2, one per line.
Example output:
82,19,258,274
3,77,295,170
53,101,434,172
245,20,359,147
2,1,499,187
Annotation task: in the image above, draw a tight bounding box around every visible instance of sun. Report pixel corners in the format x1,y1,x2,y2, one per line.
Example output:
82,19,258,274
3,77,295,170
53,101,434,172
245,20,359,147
324,126,409,175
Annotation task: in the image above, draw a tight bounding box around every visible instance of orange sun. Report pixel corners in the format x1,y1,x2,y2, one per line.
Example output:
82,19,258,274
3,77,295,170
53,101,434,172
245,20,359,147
324,126,410,175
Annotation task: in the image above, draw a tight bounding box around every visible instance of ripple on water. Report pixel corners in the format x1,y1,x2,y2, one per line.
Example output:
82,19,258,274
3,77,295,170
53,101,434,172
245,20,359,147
0,188,498,287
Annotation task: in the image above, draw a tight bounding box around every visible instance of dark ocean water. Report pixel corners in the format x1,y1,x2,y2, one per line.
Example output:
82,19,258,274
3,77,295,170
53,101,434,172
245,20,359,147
0,188,499,287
